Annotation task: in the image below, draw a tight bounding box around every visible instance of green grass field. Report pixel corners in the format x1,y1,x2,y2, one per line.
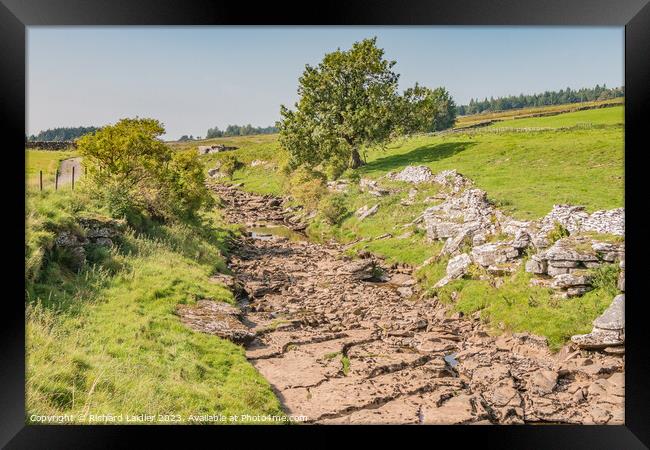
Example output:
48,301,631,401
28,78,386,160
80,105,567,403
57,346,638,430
25,190,284,423
188,103,623,220
180,103,624,349
455,98,623,127
26,149,78,190
488,105,623,129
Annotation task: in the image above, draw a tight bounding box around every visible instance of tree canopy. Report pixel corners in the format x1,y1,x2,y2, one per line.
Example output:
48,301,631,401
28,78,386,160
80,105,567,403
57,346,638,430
278,37,456,170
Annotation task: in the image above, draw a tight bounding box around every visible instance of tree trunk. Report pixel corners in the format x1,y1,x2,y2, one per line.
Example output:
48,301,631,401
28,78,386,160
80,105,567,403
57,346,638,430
350,148,364,168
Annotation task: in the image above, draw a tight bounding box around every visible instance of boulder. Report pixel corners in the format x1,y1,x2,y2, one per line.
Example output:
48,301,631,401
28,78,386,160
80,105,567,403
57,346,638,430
593,294,625,330
79,217,123,240
511,230,531,250
198,144,238,155
471,243,519,268
423,188,498,246
440,226,477,256
551,272,592,290
54,231,88,270
571,294,625,349
581,208,625,236
386,165,434,184
542,237,599,264
432,169,472,193
359,178,389,196
435,253,472,288
355,204,379,221
326,180,350,192
525,255,547,274
540,204,590,235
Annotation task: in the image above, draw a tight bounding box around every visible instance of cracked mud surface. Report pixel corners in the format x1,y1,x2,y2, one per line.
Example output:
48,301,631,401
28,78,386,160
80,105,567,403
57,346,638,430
207,184,625,425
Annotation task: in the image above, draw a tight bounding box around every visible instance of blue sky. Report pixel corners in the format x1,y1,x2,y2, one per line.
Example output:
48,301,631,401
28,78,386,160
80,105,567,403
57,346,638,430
27,26,623,140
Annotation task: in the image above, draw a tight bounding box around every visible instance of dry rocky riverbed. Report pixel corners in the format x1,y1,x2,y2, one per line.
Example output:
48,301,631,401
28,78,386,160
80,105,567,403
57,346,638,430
177,183,625,425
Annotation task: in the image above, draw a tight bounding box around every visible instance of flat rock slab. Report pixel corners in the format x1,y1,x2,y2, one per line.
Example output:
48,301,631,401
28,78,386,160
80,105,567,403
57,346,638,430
176,300,254,344
593,294,624,330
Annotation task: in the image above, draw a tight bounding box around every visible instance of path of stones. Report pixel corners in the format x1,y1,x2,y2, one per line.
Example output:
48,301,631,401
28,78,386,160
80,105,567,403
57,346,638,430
209,184,624,425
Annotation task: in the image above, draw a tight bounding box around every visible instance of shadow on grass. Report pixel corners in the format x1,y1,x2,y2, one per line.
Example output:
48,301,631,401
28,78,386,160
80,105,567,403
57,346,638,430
361,141,476,174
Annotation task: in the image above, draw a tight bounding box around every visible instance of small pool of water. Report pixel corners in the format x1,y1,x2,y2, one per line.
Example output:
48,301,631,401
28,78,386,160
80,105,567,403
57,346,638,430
247,223,307,242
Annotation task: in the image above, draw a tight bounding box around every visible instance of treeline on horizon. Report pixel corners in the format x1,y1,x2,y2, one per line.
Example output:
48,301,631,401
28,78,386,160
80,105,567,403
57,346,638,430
457,84,624,116
27,126,100,142
205,124,278,139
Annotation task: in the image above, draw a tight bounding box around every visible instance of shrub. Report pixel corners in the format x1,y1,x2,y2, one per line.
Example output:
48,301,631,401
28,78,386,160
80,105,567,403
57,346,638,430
589,263,620,298
77,118,212,224
547,222,570,244
341,168,361,183
164,150,215,220
219,154,244,179
287,166,326,209
319,194,348,225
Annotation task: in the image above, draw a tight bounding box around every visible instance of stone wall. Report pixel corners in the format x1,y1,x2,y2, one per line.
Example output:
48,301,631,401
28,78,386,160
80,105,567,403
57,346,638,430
26,141,77,150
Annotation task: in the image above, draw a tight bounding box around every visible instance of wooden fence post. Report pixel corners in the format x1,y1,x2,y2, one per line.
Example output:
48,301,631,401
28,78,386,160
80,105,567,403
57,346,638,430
39,170,43,191
55,169,58,190
72,166,75,190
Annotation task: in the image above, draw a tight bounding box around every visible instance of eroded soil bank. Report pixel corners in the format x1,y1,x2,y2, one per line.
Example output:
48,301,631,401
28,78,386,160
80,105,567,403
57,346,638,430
206,184,625,424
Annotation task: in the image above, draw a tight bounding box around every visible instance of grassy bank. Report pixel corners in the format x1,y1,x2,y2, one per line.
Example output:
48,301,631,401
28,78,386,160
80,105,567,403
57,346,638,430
25,189,284,423
176,104,623,350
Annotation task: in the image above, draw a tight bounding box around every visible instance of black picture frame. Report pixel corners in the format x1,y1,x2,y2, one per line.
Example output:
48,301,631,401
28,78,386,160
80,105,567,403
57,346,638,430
3,0,649,447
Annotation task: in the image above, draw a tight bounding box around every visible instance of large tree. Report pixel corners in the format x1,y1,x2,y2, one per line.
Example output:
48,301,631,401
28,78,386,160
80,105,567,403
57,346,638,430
278,37,456,170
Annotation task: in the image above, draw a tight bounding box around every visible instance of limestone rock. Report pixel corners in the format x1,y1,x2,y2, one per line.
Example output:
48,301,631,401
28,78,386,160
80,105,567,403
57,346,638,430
326,180,350,192
198,144,238,155
355,204,379,221
551,272,592,290
571,295,625,349
540,204,590,235
542,237,599,264
386,165,434,184
581,208,625,236
423,188,498,252
471,243,519,268
176,300,255,345
79,217,123,240
432,169,472,193
525,255,547,274
208,168,226,178
435,253,472,288
360,178,389,196
593,294,624,330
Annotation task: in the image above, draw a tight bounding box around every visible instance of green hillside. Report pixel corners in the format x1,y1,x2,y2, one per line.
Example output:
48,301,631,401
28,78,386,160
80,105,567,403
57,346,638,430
186,105,623,349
